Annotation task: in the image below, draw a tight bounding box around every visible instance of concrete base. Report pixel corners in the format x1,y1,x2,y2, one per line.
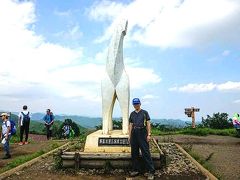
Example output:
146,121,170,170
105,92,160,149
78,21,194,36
84,130,131,153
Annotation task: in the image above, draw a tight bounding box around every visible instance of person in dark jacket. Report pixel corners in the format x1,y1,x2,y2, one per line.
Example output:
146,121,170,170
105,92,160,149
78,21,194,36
129,98,155,180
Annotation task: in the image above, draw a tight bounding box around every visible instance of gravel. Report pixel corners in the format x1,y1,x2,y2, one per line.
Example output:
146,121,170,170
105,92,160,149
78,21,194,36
5,143,207,180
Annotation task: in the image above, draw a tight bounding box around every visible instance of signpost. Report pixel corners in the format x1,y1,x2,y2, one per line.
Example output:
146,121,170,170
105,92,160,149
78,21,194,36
184,107,200,128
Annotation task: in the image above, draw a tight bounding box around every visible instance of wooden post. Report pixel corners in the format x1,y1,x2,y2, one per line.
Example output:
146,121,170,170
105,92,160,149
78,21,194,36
191,107,195,128
185,107,200,129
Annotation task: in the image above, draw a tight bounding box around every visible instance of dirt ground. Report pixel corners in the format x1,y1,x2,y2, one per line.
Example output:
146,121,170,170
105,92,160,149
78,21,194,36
157,135,240,180
4,152,205,180
0,134,66,169
2,135,239,180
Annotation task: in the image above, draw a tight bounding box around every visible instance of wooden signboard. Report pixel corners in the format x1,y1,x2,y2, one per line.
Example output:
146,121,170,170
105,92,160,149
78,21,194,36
184,107,200,128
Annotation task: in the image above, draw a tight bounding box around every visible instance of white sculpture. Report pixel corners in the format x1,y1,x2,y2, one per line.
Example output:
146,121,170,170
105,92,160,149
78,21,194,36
101,20,130,135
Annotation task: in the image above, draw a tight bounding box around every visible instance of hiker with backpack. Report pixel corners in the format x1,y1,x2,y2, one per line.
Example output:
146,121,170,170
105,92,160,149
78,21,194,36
62,122,71,139
43,109,54,140
18,105,31,145
1,113,12,159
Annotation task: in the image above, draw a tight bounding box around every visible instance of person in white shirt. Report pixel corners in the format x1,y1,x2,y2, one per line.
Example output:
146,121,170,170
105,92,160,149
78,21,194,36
1,112,11,159
18,105,31,145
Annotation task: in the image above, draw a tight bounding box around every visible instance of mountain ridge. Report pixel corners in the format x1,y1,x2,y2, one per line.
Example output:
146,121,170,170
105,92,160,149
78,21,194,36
9,112,189,128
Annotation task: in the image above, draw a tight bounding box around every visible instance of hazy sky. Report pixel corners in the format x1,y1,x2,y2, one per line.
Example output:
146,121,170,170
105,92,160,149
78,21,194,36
0,0,240,120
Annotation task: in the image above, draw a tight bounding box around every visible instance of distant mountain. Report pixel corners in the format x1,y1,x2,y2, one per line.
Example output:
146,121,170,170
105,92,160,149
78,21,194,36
151,119,189,128
21,113,188,129
28,113,101,129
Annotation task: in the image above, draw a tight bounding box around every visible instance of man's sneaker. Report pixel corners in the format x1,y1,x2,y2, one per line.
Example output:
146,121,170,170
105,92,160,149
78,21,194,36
2,154,11,159
24,141,29,145
130,171,140,177
147,173,154,180
18,142,24,145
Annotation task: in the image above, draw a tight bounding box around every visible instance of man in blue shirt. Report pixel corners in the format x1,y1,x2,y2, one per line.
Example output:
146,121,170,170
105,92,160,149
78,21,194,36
129,98,155,180
43,109,54,140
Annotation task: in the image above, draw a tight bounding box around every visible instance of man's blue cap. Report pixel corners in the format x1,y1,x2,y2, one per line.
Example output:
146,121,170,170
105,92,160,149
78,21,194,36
132,98,141,105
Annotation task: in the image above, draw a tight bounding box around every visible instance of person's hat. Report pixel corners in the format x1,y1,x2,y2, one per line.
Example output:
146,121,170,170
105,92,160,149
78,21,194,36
0,112,8,117
132,98,141,105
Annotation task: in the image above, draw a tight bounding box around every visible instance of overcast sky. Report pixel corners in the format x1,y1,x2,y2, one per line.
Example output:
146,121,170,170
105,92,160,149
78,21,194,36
0,0,240,120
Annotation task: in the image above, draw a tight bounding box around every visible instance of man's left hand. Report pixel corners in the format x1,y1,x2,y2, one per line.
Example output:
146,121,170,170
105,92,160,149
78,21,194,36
147,135,151,142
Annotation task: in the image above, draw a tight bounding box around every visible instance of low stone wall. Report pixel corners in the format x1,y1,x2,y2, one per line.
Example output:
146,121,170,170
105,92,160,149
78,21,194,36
60,143,217,179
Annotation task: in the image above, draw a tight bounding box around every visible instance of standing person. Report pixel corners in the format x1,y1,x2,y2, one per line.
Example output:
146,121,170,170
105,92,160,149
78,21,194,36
129,98,155,180
18,105,31,145
1,113,11,159
43,109,54,140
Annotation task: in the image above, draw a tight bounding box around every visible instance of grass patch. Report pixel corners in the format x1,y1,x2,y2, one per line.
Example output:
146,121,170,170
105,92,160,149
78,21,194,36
152,127,238,137
0,141,64,174
183,146,222,179
0,150,45,173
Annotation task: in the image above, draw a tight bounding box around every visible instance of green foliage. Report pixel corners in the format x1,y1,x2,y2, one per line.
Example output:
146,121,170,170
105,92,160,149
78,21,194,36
113,119,122,129
152,127,237,137
51,142,60,149
0,150,45,173
152,123,179,132
53,150,63,169
201,112,233,129
95,119,123,130
28,119,85,139
29,121,46,135
55,119,80,139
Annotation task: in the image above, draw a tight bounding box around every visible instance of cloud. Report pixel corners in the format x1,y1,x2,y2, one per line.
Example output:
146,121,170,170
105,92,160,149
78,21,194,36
142,94,158,100
48,64,161,100
88,0,125,22
217,81,240,91
233,99,240,104
88,0,240,48
0,0,161,114
169,83,216,93
0,1,82,99
54,24,83,41
169,81,240,93
54,9,72,17
222,50,230,56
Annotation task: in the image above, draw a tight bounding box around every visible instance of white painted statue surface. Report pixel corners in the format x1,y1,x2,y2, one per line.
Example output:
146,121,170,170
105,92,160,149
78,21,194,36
101,20,129,135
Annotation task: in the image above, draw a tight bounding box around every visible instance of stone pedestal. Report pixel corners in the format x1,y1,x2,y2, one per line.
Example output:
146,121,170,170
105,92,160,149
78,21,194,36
84,130,130,153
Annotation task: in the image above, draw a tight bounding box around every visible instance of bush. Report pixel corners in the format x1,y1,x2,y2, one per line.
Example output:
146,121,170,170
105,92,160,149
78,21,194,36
56,119,80,139
181,128,209,136
202,113,233,129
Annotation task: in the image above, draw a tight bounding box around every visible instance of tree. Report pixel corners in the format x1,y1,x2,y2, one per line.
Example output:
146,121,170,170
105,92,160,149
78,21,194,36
201,112,233,129
95,119,122,130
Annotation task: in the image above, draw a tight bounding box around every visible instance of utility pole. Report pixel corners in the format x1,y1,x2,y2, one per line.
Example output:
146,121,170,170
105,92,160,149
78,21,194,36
184,107,200,128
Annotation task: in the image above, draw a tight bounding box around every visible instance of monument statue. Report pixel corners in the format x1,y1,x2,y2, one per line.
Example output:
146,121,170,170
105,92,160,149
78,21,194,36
101,20,130,135
84,20,130,153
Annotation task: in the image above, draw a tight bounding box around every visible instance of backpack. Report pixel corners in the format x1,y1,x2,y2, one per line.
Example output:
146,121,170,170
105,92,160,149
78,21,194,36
21,112,30,122
69,129,75,138
5,120,17,135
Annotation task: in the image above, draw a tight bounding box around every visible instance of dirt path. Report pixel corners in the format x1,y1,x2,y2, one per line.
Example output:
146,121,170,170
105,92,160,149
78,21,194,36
28,134,48,142
157,135,240,180
0,134,66,169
